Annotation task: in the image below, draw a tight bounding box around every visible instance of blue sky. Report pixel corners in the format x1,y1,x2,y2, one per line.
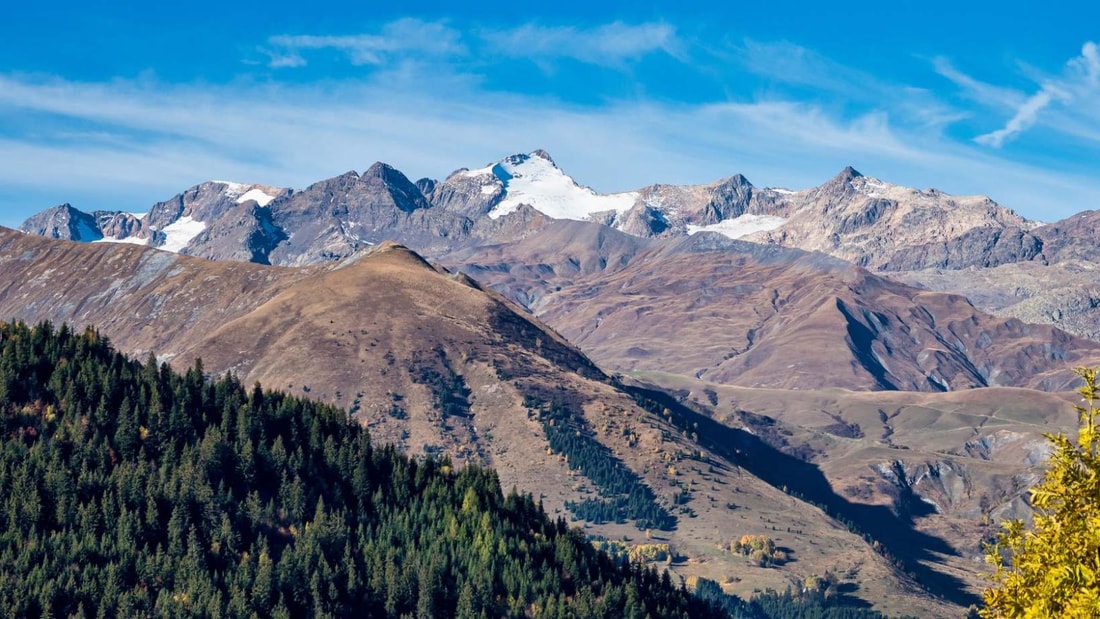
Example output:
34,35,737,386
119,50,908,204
1,1,1098,228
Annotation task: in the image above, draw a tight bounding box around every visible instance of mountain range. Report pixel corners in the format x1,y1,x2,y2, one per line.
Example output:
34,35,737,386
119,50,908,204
10,150,1100,615
21,150,1100,343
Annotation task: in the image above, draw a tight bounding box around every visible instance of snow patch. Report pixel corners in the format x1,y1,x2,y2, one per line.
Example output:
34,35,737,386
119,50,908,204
93,236,148,246
236,188,276,206
687,214,788,239
214,181,277,206
768,188,797,195
853,177,888,198
159,216,206,252
215,181,250,198
487,154,637,221
459,165,495,178
479,184,499,196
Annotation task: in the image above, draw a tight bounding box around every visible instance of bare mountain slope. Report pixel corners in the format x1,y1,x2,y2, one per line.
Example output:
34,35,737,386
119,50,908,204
626,371,1077,609
447,220,1100,392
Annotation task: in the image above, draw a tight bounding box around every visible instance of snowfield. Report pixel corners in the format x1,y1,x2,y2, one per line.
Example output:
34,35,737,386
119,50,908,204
236,188,277,206
159,216,206,252
93,236,147,246
687,214,788,239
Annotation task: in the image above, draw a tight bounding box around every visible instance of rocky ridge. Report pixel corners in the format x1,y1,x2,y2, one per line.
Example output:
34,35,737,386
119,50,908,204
18,151,1045,273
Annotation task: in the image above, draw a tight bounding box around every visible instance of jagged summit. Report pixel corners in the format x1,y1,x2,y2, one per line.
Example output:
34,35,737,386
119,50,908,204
363,161,402,178
529,148,555,163
838,165,863,179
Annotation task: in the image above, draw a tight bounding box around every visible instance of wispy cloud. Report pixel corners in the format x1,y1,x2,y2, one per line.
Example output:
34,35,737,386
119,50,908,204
260,19,681,71
480,22,682,66
262,18,465,68
933,57,1026,109
944,41,1100,147
4,31,1100,227
730,40,967,133
2,68,1098,229
975,87,1069,147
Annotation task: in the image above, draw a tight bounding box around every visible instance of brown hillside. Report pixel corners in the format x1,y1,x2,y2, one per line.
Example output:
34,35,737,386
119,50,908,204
448,221,1100,392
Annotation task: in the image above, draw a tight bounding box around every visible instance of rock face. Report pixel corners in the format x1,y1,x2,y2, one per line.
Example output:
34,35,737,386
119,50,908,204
1033,210,1100,263
96,211,148,241
893,209,1100,343
263,164,471,266
742,167,1042,271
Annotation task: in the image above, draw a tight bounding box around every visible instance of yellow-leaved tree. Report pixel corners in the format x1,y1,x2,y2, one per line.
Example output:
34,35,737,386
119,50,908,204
982,367,1100,618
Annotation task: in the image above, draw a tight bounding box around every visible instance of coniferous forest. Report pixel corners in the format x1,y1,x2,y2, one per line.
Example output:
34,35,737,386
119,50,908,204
0,321,722,618
0,320,913,618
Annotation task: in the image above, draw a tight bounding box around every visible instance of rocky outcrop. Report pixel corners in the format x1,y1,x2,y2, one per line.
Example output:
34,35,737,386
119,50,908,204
422,168,504,218
878,227,1044,270
1034,210,1100,263
95,211,148,241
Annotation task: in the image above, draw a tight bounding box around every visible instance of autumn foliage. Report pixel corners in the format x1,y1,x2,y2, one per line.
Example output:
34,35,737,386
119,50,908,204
982,367,1100,617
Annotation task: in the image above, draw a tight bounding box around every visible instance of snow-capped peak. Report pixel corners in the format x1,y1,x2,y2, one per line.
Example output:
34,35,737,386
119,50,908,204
483,151,638,220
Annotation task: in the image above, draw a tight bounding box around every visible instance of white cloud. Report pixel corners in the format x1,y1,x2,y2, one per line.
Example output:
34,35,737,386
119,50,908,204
263,19,465,68
730,41,967,133
971,41,1100,147
933,57,1026,109
480,22,682,66
975,87,1068,147
260,19,681,71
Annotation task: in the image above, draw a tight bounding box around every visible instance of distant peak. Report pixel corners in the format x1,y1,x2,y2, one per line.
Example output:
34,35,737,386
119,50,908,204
837,166,863,180
722,173,754,187
502,150,558,169
363,161,397,177
530,149,555,164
